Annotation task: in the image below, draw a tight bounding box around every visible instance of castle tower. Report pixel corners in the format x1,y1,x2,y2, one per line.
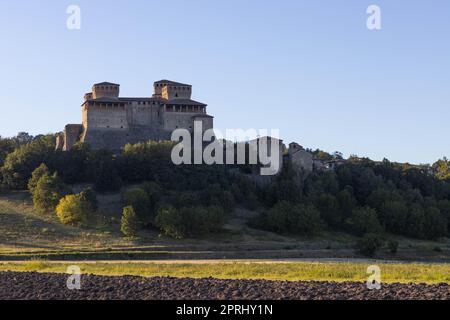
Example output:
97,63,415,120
92,82,120,99
153,80,192,100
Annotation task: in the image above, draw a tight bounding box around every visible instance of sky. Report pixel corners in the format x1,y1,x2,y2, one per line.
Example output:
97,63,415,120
0,0,448,164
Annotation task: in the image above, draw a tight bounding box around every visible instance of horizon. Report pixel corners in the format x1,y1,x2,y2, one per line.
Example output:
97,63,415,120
0,0,449,164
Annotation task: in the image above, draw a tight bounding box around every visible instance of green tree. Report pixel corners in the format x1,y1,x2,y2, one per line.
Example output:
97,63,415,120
123,188,152,224
120,206,141,237
79,187,98,211
422,207,447,240
155,205,225,239
379,200,409,233
56,192,93,225
433,158,449,180
155,206,184,239
33,173,70,214
264,201,323,236
27,163,50,194
346,207,383,236
0,135,55,189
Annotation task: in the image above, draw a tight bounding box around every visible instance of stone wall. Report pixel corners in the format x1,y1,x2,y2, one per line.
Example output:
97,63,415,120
63,124,82,151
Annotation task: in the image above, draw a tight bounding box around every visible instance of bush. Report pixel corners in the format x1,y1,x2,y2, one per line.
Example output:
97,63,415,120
264,201,323,237
56,193,93,225
201,184,235,213
387,240,399,254
155,205,225,239
182,206,225,236
155,206,184,239
33,173,70,214
79,187,98,211
123,188,153,224
346,206,383,236
355,233,384,257
120,206,141,237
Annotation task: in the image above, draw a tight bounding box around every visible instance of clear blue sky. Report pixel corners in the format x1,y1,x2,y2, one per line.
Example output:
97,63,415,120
0,0,448,164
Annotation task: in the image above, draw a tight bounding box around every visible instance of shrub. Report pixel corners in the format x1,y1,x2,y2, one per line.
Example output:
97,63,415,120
80,187,98,211
120,206,141,237
201,185,235,213
356,233,384,257
182,206,225,236
33,173,70,214
123,188,152,224
387,240,399,254
56,193,93,225
141,181,162,209
155,206,184,239
155,205,225,239
346,206,383,236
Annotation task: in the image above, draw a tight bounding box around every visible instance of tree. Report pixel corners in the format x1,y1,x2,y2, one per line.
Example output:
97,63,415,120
27,163,50,194
80,187,98,211
56,193,93,225
155,205,225,239
422,207,447,240
155,206,184,239
87,150,122,192
0,135,56,189
33,173,70,214
264,201,323,236
123,188,152,224
433,158,449,180
0,136,15,168
121,206,141,237
314,194,341,227
346,206,382,236
379,200,409,233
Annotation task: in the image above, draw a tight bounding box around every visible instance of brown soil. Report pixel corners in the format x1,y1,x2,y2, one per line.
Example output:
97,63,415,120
0,271,449,300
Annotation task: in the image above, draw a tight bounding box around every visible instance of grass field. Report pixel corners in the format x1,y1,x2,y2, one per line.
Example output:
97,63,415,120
0,260,449,284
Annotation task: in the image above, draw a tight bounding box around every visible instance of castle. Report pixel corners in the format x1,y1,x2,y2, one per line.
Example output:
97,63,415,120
56,80,213,151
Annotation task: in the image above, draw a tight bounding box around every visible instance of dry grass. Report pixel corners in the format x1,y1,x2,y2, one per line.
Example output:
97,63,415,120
0,261,449,284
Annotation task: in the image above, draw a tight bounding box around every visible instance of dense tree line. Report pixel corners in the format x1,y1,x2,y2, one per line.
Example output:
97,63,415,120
0,133,449,245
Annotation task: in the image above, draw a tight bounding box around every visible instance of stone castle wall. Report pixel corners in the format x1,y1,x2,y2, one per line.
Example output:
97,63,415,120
58,80,214,151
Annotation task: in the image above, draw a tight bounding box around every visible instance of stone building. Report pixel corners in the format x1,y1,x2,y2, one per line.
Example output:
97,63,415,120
287,142,313,173
56,80,213,151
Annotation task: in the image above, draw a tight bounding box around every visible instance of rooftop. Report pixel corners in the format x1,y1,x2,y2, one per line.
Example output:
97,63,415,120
93,82,120,87
154,79,191,86
165,98,206,106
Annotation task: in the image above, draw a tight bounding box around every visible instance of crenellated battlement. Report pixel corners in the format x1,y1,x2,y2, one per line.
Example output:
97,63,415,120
57,79,213,151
